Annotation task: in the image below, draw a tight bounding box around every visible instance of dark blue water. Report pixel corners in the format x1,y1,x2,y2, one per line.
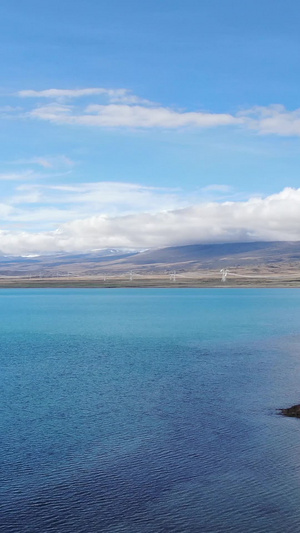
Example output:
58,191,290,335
1,289,300,532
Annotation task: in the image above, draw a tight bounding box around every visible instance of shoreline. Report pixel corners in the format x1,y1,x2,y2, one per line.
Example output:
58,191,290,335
0,277,299,289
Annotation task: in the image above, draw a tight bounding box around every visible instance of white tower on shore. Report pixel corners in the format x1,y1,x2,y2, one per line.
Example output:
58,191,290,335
170,270,176,282
220,269,228,282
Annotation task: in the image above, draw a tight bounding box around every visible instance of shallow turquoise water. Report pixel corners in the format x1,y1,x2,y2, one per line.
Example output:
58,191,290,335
1,288,300,532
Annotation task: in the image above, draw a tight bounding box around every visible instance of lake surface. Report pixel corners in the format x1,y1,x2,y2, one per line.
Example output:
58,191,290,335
1,288,300,532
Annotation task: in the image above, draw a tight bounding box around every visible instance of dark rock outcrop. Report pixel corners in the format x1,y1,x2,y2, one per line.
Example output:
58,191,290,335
280,404,300,417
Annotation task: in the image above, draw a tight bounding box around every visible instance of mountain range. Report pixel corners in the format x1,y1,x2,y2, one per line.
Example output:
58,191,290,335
1,241,300,277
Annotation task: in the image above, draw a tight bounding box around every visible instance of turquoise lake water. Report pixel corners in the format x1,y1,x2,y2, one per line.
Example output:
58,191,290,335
1,288,300,532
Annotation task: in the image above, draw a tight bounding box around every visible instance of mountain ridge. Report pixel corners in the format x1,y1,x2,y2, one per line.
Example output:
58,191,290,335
1,241,300,277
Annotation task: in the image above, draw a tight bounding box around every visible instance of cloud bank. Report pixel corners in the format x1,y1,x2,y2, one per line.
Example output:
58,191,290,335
1,187,300,255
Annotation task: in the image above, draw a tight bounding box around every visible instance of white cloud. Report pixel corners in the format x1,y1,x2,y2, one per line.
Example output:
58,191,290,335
1,187,300,255
16,87,240,129
28,103,73,121
18,88,127,99
15,87,300,136
240,105,300,136
4,182,186,229
12,155,75,169
28,103,238,129
0,171,34,181
200,184,233,193
0,105,21,114
0,203,14,217
17,87,152,105
31,158,53,168
44,181,182,212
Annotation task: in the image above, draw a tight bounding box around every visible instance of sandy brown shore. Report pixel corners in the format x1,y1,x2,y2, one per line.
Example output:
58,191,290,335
0,272,300,289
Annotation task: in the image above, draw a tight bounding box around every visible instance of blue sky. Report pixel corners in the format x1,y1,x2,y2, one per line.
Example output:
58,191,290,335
1,0,300,253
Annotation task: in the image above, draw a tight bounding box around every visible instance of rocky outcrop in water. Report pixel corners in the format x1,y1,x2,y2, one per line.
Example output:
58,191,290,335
280,404,300,417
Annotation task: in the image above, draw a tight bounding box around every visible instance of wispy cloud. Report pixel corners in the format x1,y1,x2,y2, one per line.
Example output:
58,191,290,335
0,105,22,118
14,87,300,137
6,182,187,225
16,87,240,129
200,184,233,193
17,87,152,105
18,88,124,98
239,105,300,136
11,155,75,169
0,171,34,181
28,102,239,129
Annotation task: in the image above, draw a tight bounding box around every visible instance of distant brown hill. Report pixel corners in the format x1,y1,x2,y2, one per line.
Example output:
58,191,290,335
120,241,300,269
1,241,300,277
